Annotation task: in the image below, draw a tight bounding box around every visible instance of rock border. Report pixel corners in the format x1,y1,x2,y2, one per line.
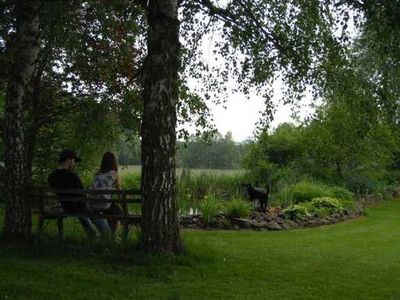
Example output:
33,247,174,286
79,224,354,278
179,202,364,231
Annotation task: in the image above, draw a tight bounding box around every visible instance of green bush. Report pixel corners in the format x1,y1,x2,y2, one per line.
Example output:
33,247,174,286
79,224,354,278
282,204,310,220
344,175,375,195
275,181,355,206
198,193,222,225
286,181,328,204
310,197,344,214
328,187,355,201
224,199,252,218
382,185,400,200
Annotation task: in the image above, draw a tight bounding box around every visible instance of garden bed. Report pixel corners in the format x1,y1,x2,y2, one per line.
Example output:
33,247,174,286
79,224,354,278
180,203,364,231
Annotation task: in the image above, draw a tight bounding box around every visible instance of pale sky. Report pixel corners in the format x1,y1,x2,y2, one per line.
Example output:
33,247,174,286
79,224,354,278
205,88,312,142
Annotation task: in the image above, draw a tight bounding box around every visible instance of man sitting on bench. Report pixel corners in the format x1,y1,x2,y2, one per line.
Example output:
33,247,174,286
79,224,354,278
48,149,109,239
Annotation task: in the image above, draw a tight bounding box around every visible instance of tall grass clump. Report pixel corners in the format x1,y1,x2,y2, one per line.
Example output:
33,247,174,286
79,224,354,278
273,183,294,207
224,199,252,218
177,168,250,212
198,193,222,225
275,180,355,206
120,171,141,189
329,186,355,201
274,181,327,204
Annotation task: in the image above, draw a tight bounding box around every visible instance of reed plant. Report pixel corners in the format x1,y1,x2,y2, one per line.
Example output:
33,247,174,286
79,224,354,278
198,193,222,225
224,198,252,218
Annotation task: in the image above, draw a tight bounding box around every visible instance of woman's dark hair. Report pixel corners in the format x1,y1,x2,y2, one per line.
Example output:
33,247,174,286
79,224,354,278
100,152,118,173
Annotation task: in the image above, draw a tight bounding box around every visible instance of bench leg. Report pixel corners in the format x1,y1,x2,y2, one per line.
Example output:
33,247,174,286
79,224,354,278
122,221,130,245
36,215,44,243
57,217,64,240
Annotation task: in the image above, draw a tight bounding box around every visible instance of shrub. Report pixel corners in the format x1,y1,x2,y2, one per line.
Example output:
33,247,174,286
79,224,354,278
275,181,355,206
328,187,355,201
286,181,328,204
383,185,400,200
224,199,252,218
283,205,310,220
310,197,344,214
198,193,222,225
344,175,375,195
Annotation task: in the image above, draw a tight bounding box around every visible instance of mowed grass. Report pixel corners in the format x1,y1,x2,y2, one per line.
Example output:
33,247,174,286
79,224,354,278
1,200,400,299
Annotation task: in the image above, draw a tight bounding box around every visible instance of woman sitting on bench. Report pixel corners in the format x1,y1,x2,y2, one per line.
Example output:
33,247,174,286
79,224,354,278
90,152,124,236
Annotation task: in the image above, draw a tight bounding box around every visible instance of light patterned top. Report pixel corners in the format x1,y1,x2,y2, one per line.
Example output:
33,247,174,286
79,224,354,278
89,170,117,211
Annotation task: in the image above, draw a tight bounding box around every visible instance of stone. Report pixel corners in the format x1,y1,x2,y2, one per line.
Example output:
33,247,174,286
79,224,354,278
232,218,254,229
265,221,282,230
253,221,268,229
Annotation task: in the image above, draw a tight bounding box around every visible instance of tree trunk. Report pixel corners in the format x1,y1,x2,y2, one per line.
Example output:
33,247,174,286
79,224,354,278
140,0,184,254
2,0,40,242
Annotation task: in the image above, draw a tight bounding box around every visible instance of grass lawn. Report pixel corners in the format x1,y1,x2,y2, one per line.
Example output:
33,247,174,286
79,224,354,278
1,200,400,299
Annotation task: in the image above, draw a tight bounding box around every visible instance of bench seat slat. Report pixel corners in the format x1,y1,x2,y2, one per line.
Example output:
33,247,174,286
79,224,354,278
38,196,142,204
43,189,141,195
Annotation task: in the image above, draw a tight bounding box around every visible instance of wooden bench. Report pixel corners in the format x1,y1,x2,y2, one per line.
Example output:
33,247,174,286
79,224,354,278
32,188,142,243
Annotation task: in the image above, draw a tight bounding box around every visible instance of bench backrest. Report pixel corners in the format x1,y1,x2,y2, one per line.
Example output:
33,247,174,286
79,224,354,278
31,188,142,213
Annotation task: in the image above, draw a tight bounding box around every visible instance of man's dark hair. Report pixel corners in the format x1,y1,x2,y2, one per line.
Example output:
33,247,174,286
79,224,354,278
58,149,81,163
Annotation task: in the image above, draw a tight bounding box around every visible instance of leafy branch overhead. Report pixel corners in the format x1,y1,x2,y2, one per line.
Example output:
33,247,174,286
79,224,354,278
180,0,344,128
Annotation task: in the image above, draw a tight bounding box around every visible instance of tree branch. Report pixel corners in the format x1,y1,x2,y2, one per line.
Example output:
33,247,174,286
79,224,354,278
234,0,286,53
196,0,287,55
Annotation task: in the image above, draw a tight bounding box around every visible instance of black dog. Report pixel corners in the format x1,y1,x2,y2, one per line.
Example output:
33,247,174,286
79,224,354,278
242,183,269,212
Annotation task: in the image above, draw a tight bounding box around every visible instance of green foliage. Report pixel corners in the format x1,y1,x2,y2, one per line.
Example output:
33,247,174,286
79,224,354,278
177,168,247,208
117,133,141,166
275,181,355,206
176,132,245,169
0,90,4,164
310,197,344,215
273,184,295,208
288,181,330,204
224,198,252,218
282,205,310,220
328,187,355,201
120,171,141,190
252,123,304,167
344,175,375,196
119,167,251,215
32,99,122,186
181,0,341,117
198,193,222,225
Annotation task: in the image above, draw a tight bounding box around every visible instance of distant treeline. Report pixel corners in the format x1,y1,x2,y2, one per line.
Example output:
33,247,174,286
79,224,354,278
117,131,250,169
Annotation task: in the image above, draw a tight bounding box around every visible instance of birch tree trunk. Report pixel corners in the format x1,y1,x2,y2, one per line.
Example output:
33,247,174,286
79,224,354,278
140,0,184,254
2,0,40,242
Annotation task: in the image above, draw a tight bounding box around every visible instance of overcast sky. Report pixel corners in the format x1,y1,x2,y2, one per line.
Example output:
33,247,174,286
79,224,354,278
205,87,313,142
